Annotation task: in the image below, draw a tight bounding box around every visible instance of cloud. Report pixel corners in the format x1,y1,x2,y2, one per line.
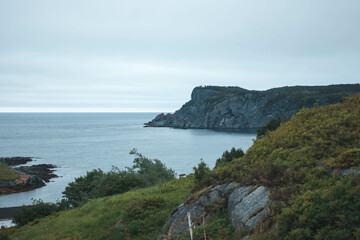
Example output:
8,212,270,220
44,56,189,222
0,0,359,111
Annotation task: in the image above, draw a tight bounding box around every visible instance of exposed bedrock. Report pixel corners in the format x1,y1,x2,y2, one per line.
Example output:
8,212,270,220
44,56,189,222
159,183,270,239
145,84,360,129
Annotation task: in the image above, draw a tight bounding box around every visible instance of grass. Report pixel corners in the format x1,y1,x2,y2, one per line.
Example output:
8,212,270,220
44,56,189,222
0,163,20,181
4,175,195,240
208,94,360,239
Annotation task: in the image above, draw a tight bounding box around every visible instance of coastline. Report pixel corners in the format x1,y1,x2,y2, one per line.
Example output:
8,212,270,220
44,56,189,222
0,157,58,194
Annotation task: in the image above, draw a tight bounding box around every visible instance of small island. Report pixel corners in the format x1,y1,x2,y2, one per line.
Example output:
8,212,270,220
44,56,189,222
0,157,57,194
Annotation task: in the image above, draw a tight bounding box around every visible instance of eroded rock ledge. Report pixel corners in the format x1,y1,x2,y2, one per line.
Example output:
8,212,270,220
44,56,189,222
159,183,270,239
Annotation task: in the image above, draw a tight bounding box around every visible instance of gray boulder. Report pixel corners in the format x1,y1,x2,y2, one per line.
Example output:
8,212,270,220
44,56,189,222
159,183,270,239
229,186,270,230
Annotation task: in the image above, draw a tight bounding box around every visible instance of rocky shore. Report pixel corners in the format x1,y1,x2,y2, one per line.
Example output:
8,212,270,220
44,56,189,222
0,157,57,194
0,157,33,166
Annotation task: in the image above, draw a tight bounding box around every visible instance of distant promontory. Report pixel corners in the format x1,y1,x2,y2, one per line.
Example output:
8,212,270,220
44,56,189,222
145,84,360,129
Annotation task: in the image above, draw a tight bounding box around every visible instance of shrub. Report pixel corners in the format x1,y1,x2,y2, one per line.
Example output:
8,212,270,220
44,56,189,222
63,149,175,208
12,199,70,226
215,147,244,168
257,118,282,138
63,169,105,207
193,160,210,184
130,148,176,187
97,168,145,197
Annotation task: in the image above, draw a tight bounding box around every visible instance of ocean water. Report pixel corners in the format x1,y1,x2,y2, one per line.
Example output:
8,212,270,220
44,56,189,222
0,113,256,207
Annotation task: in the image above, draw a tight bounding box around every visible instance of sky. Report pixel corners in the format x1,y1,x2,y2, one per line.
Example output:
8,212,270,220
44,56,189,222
0,0,359,112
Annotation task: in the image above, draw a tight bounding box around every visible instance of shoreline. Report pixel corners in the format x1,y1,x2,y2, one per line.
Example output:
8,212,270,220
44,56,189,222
0,157,58,194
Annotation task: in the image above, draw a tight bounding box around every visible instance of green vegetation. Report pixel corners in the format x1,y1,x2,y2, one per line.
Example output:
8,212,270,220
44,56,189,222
13,199,70,227
193,159,210,184
256,118,282,138
215,147,244,168
63,148,175,207
208,94,360,239
0,163,20,181
2,176,194,240
11,149,176,228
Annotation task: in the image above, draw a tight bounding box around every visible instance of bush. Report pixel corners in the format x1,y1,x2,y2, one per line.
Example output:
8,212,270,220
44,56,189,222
278,177,360,240
215,147,244,168
63,149,175,208
12,199,70,226
130,148,176,187
97,168,145,197
63,169,105,207
193,160,210,184
257,118,282,138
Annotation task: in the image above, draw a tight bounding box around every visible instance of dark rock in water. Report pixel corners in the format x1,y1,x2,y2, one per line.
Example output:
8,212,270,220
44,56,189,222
0,157,33,166
159,183,270,239
145,84,360,129
14,164,57,183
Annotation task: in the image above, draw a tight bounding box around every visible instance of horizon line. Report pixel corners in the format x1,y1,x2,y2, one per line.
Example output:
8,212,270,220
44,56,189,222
0,108,174,113
0,111,169,113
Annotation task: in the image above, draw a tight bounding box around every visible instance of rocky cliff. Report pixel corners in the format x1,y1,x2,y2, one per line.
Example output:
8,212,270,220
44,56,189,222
145,84,360,129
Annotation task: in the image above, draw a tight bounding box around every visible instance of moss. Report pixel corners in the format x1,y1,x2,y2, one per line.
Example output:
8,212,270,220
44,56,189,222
0,163,20,181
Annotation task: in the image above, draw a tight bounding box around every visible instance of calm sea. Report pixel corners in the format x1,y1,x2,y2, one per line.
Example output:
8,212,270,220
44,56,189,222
0,113,256,207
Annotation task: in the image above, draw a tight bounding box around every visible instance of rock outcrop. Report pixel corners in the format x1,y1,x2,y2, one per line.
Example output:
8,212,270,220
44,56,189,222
14,164,57,183
145,84,360,129
0,157,33,166
0,175,45,194
0,157,58,194
159,183,270,239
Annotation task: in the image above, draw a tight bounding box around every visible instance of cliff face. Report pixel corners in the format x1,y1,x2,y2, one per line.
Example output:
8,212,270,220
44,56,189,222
145,84,360,129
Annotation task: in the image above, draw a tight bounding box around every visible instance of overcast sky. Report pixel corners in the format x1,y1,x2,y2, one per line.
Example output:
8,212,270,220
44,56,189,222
0,0,359,112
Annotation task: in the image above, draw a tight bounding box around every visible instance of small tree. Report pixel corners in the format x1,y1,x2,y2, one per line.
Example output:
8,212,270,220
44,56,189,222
62,169,105,207
130,148,176,186
215,147,244,168
256,118,282,138
193,159,210,184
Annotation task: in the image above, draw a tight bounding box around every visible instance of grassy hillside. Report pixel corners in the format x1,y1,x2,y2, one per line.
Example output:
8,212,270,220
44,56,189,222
0,163,20,181
3,176,194,240
210,94,360,239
